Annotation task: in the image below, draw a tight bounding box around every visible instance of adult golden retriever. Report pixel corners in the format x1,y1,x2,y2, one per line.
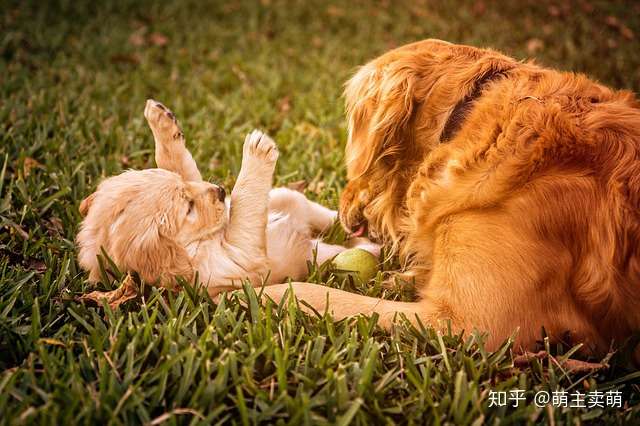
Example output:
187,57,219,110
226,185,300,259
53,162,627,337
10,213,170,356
263,39,640,355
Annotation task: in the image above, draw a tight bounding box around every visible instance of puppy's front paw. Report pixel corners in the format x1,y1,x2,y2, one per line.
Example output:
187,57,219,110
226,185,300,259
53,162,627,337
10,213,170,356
243,130,279,165
144,99,184,143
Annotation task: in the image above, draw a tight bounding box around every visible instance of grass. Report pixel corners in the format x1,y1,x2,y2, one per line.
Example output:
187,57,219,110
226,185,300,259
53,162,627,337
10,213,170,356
2,0,640,424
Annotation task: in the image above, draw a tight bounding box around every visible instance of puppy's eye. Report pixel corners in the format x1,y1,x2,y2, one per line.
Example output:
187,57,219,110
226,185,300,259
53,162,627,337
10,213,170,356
187,200,195,214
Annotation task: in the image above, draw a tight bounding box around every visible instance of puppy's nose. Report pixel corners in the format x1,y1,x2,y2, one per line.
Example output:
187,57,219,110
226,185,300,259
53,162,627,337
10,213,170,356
217,186,226,202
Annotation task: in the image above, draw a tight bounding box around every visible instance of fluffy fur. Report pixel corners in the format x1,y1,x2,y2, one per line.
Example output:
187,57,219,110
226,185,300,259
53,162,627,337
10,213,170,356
77,101,377,296
262,39,640,355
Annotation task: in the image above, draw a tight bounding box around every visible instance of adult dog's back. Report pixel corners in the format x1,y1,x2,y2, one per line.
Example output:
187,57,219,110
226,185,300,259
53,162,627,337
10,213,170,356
266,39,640,354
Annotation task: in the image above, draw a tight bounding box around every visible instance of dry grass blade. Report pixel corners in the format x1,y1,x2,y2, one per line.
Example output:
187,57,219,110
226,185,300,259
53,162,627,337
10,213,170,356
513,350,609,373
77,274,138,309
147,408,204,425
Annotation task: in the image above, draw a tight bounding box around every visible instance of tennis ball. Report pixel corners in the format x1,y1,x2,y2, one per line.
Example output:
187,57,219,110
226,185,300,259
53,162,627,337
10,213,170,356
332,248,379,283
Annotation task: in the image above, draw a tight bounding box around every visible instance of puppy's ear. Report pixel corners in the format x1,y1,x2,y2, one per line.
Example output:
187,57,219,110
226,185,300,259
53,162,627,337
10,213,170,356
111,213,193,288
79,193,96,217
344,56,420,179
130,232,192,287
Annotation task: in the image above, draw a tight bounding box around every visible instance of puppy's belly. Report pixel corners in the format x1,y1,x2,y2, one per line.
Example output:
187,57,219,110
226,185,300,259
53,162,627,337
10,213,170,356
195,213,316,293
266,212,313,283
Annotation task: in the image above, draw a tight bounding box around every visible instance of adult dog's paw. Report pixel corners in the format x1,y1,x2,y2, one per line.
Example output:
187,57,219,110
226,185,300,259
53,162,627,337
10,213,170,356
144,99,184,142
242,130,279,165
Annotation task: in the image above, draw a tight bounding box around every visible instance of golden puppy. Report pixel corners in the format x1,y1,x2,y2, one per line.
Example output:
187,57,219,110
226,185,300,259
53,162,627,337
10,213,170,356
77,101,378,295
262,39,640,355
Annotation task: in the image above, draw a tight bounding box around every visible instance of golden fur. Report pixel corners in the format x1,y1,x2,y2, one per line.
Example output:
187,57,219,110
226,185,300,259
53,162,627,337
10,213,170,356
263,39,640,355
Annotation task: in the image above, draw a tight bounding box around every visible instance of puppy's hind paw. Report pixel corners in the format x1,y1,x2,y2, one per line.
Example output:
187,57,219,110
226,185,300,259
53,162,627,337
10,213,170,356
144,99,184,143
243,129,279,164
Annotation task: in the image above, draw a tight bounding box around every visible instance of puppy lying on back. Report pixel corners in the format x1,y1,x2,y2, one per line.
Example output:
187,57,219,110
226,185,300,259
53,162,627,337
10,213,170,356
77,100,377,295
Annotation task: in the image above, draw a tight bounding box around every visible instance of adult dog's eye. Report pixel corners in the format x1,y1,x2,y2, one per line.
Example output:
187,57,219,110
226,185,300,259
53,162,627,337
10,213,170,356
187,200,195,214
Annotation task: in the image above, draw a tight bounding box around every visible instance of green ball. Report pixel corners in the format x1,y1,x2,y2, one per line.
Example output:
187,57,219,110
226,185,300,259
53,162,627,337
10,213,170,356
332,248,379,283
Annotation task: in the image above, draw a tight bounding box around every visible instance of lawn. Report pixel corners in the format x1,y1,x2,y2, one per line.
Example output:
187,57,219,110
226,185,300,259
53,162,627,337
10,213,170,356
2,0,640,424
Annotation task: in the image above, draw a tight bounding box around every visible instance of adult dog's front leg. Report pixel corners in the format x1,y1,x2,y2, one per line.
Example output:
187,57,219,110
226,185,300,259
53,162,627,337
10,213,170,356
224,130,278,261
144,99,202,182
260,282,428,329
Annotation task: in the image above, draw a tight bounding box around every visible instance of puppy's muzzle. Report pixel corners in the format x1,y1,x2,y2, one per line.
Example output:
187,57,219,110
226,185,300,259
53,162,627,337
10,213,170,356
211,186,226,202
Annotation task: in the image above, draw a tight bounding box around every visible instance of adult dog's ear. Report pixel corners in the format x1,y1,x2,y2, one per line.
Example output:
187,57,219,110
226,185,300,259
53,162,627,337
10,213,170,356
344,55,423,179
79,193,96,217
